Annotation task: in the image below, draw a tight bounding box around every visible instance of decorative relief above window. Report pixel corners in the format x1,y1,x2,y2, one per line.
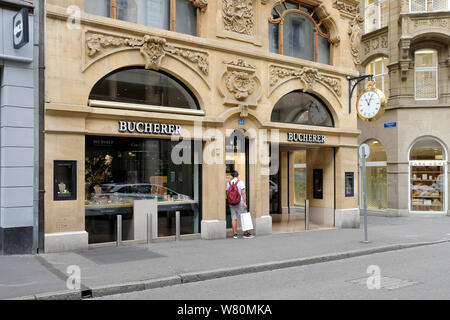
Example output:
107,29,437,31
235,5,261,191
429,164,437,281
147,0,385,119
332,0,360,18
83,31,209,84
269,65,342,103
218,59,262,110
222,0,255,36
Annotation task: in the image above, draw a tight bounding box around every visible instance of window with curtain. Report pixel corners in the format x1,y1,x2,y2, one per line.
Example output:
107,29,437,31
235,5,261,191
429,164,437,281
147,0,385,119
414,49,438,100
410,0,450,12
84,0,198,36
366,57,389,96
364,0,388,33
269,1,331,64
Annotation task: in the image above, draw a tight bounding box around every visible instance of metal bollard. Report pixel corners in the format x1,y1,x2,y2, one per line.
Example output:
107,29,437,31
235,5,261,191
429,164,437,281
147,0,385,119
147,212,152,244
305,200,310,230
175,211,180,241
117,215,122,247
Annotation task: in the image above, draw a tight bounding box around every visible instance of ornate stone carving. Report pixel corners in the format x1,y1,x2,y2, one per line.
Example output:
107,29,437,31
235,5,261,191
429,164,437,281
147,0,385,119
85,33,209,75
398,38,412,81
225,71,256,100
222,0,254,36
189,0,208,13
348,15,364,65
332,0,360,17
362,33,388,57
269,66,342,98
219,59,261,109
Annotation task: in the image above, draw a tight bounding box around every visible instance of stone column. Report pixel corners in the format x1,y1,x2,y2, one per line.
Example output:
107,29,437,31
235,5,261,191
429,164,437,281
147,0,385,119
334,146,360,228
201,140,227,239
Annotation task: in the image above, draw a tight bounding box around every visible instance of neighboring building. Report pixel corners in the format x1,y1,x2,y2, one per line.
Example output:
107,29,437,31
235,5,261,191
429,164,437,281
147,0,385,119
44,0,363,252
358,0,450,216
0,0,36,254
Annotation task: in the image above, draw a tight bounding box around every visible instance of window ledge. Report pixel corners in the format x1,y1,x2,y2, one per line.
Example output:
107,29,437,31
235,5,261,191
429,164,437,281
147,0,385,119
88,100,205,116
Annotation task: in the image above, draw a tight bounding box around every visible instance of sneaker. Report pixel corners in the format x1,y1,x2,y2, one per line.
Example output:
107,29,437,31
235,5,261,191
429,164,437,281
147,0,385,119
233,234,238,239
243,233,254,239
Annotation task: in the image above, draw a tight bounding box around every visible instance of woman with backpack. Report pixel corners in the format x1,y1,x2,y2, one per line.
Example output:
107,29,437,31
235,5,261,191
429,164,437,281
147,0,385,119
226,171,254,239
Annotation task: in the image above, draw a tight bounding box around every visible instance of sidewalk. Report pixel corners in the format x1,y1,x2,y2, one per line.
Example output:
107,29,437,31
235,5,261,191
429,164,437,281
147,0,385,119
1,215,450,300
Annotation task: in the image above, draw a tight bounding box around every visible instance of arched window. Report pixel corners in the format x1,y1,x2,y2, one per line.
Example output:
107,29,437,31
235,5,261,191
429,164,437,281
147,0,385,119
84,0,198,36
414,49,438,100
271,91,333,127
360,139,387,210
409,137,448,213
364,0,388,33
89,67,199,110
269,1,331,64
365,57,389,96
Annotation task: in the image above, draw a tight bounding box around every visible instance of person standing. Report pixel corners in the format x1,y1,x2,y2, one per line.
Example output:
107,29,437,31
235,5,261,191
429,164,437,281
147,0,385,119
226,171,254,239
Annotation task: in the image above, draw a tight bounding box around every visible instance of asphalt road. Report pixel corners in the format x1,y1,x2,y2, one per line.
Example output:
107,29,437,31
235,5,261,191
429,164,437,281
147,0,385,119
94,241,450,300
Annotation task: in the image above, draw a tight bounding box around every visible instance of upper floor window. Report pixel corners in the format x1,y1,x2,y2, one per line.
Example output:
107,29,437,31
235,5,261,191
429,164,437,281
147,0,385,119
414,49,438,100
84,0,198,36
366,57,389,96
410,0,450,12
365,0,388,33
269,1,331,64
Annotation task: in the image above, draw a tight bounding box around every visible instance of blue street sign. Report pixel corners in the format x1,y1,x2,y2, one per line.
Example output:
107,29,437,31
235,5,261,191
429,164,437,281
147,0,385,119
238,119,245,125
384,122,397,128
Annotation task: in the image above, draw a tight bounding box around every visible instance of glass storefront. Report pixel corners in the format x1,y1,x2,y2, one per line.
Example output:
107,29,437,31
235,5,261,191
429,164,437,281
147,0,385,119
85,136,201,243
225,130,248,227
360,139,387,210
409,138,447,213
293,150,307,207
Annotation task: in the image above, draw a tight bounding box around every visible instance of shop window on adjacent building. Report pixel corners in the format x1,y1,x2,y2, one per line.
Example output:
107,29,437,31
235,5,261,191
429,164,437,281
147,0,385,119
84,0,198,36
410,0,450,12
409,137,448,213
365,0,388,33
366,57,389,97
85,136,201,244
89,68,200,110
271,91,334,127
360,139,387,210
269,1,331,64
414,49,438,100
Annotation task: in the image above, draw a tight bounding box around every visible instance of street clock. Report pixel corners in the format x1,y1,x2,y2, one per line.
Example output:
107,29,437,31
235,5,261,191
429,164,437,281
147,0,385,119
356,80,386,122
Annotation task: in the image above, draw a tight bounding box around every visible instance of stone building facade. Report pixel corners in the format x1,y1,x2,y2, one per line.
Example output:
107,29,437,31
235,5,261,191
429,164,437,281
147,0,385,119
358,0,450,216
44,0,363,252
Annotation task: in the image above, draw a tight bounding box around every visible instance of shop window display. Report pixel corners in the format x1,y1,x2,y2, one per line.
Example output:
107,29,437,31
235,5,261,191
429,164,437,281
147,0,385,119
409,138,447,213
85,136,201,243
360,139,387,210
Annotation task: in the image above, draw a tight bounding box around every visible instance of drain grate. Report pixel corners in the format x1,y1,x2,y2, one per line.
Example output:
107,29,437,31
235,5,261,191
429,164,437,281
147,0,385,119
348,276,419,290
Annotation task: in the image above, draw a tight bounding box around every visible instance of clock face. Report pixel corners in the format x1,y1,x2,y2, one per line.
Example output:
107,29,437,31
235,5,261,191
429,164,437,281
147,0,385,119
309,102,328,125
357,91,382,121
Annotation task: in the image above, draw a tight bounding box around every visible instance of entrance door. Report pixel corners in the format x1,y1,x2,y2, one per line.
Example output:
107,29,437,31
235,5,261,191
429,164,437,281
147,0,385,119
293,150,307,211
225,130,249,228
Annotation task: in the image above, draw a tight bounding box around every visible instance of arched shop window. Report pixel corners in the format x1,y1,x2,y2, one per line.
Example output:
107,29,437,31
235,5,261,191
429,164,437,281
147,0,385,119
360,139,387,210
269,1,331,64
365,57,389,96
271,91,334,127
89,67,200,110
84,0,198,36
409,137,448,213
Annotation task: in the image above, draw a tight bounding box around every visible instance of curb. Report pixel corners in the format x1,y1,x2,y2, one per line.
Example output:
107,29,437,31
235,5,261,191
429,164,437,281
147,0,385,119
6,238,448,300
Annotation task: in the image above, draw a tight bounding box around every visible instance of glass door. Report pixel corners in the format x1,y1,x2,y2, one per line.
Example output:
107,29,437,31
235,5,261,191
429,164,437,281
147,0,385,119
225,130,248,228
293,150,307,209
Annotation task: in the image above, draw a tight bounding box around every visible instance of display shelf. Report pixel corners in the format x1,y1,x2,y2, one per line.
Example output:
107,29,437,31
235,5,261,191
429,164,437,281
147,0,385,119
411,195,442,199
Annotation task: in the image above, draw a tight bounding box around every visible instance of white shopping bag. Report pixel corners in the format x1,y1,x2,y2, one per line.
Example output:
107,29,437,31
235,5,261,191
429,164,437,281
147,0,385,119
240,212,254,232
